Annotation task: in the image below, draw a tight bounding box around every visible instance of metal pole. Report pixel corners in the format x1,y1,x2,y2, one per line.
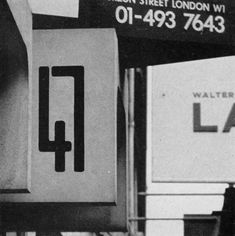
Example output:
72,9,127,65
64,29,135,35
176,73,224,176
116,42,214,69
129,216,219,221
138,192,224,196
128,68,136,236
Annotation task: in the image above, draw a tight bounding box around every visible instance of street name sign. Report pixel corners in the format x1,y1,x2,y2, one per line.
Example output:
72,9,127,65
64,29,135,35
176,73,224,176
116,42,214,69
149,56,235,183
0,28,119,203
91,0,232,44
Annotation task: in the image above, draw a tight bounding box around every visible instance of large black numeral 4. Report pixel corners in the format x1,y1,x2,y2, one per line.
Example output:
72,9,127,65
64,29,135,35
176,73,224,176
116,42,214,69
38,66,84,172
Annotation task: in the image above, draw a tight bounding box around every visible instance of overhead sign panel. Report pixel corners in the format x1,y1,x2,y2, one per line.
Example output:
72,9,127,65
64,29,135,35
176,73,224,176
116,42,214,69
0,29,118,203
28,0,79,18
93,0,231,44
149,56,235,183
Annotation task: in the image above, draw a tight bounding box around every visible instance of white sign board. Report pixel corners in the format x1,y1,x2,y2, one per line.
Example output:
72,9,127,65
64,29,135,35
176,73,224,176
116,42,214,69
149,56,235,183
0,29,118,203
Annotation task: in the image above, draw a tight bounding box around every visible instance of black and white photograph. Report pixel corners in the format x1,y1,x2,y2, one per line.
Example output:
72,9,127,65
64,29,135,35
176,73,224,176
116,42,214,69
0,0,234,235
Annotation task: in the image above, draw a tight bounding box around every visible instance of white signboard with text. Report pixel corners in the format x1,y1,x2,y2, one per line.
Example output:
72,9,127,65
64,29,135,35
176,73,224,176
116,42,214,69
149,56,235,182
0,29,118,203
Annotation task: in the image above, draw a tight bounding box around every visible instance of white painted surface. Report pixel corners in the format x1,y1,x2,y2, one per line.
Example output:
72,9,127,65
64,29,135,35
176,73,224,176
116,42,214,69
0,29,118,203
148,57,235,182
146,64,228,236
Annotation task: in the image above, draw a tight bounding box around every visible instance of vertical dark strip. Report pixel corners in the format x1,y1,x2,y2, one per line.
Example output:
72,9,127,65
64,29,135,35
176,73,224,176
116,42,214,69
54,121,66,172
74,67,84,172
39,66,50,149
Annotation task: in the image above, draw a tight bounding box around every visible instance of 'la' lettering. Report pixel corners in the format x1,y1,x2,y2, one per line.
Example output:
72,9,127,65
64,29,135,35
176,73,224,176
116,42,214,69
193,103,235,133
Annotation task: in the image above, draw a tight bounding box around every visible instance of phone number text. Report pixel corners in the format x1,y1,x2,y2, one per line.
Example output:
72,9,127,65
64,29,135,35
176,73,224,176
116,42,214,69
115,6,225,33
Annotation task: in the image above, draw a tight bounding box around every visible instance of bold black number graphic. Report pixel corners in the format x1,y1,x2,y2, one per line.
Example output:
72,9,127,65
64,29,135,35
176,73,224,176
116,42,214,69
39,66,84,172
